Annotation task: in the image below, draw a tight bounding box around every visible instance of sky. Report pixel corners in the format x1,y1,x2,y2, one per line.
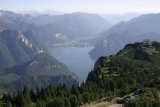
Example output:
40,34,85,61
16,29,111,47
0,0,160,14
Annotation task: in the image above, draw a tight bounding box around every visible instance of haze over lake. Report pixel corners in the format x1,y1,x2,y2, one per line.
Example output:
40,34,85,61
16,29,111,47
50,47,94,82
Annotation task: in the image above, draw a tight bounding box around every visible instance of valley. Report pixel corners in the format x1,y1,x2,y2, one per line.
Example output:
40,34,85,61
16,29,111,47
0,1,160,106
49,36,97,82
0,10,110,94
3,41,160,107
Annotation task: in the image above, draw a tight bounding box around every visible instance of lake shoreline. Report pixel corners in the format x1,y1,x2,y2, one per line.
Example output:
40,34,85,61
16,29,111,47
50,46,95,82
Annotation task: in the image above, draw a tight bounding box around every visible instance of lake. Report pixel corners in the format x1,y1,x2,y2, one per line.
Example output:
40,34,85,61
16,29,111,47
50,47,95,82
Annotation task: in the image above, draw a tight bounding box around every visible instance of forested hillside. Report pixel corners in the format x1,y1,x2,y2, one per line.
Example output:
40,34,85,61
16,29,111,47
0,10,80,94
1,41,160,107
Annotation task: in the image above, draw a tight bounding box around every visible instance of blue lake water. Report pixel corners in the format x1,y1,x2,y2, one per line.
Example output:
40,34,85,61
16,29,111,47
50,47,95,82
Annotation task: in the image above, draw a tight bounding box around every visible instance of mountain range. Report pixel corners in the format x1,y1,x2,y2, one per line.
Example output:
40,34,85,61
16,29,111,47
0,10,111,46
27,12,111,45
1,10,97,93
0,9,114,93
90,13,160,60
2,41,160,107
1,9,160,106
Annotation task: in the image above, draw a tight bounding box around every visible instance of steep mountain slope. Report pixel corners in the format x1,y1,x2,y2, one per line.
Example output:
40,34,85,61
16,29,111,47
7,53,75,77
86,41,160,106
0,53,78,92
0,29,44,68
90,13,160,60
87,41,160,89
0,29,79,92
0,10,79,93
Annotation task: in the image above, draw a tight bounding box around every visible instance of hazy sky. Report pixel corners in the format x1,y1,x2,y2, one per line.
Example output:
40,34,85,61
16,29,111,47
0,0,160,14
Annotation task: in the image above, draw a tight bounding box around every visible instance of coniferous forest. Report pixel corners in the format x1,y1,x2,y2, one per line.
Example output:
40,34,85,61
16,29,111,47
1,2,160,106
1,41,160,107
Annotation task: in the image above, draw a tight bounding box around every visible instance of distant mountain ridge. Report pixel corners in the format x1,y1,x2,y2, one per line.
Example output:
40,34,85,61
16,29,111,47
89,13,160,60
100,13,141,24
0,10,111,45
27,12,112,45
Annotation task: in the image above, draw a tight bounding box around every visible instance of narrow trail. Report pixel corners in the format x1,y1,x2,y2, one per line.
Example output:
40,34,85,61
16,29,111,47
81,97,123,107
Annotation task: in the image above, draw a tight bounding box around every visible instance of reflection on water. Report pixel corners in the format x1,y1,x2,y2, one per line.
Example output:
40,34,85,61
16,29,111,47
50,47,95,82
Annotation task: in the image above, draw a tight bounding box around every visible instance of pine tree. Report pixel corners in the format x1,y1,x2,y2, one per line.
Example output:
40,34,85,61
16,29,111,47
5,100,12,107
